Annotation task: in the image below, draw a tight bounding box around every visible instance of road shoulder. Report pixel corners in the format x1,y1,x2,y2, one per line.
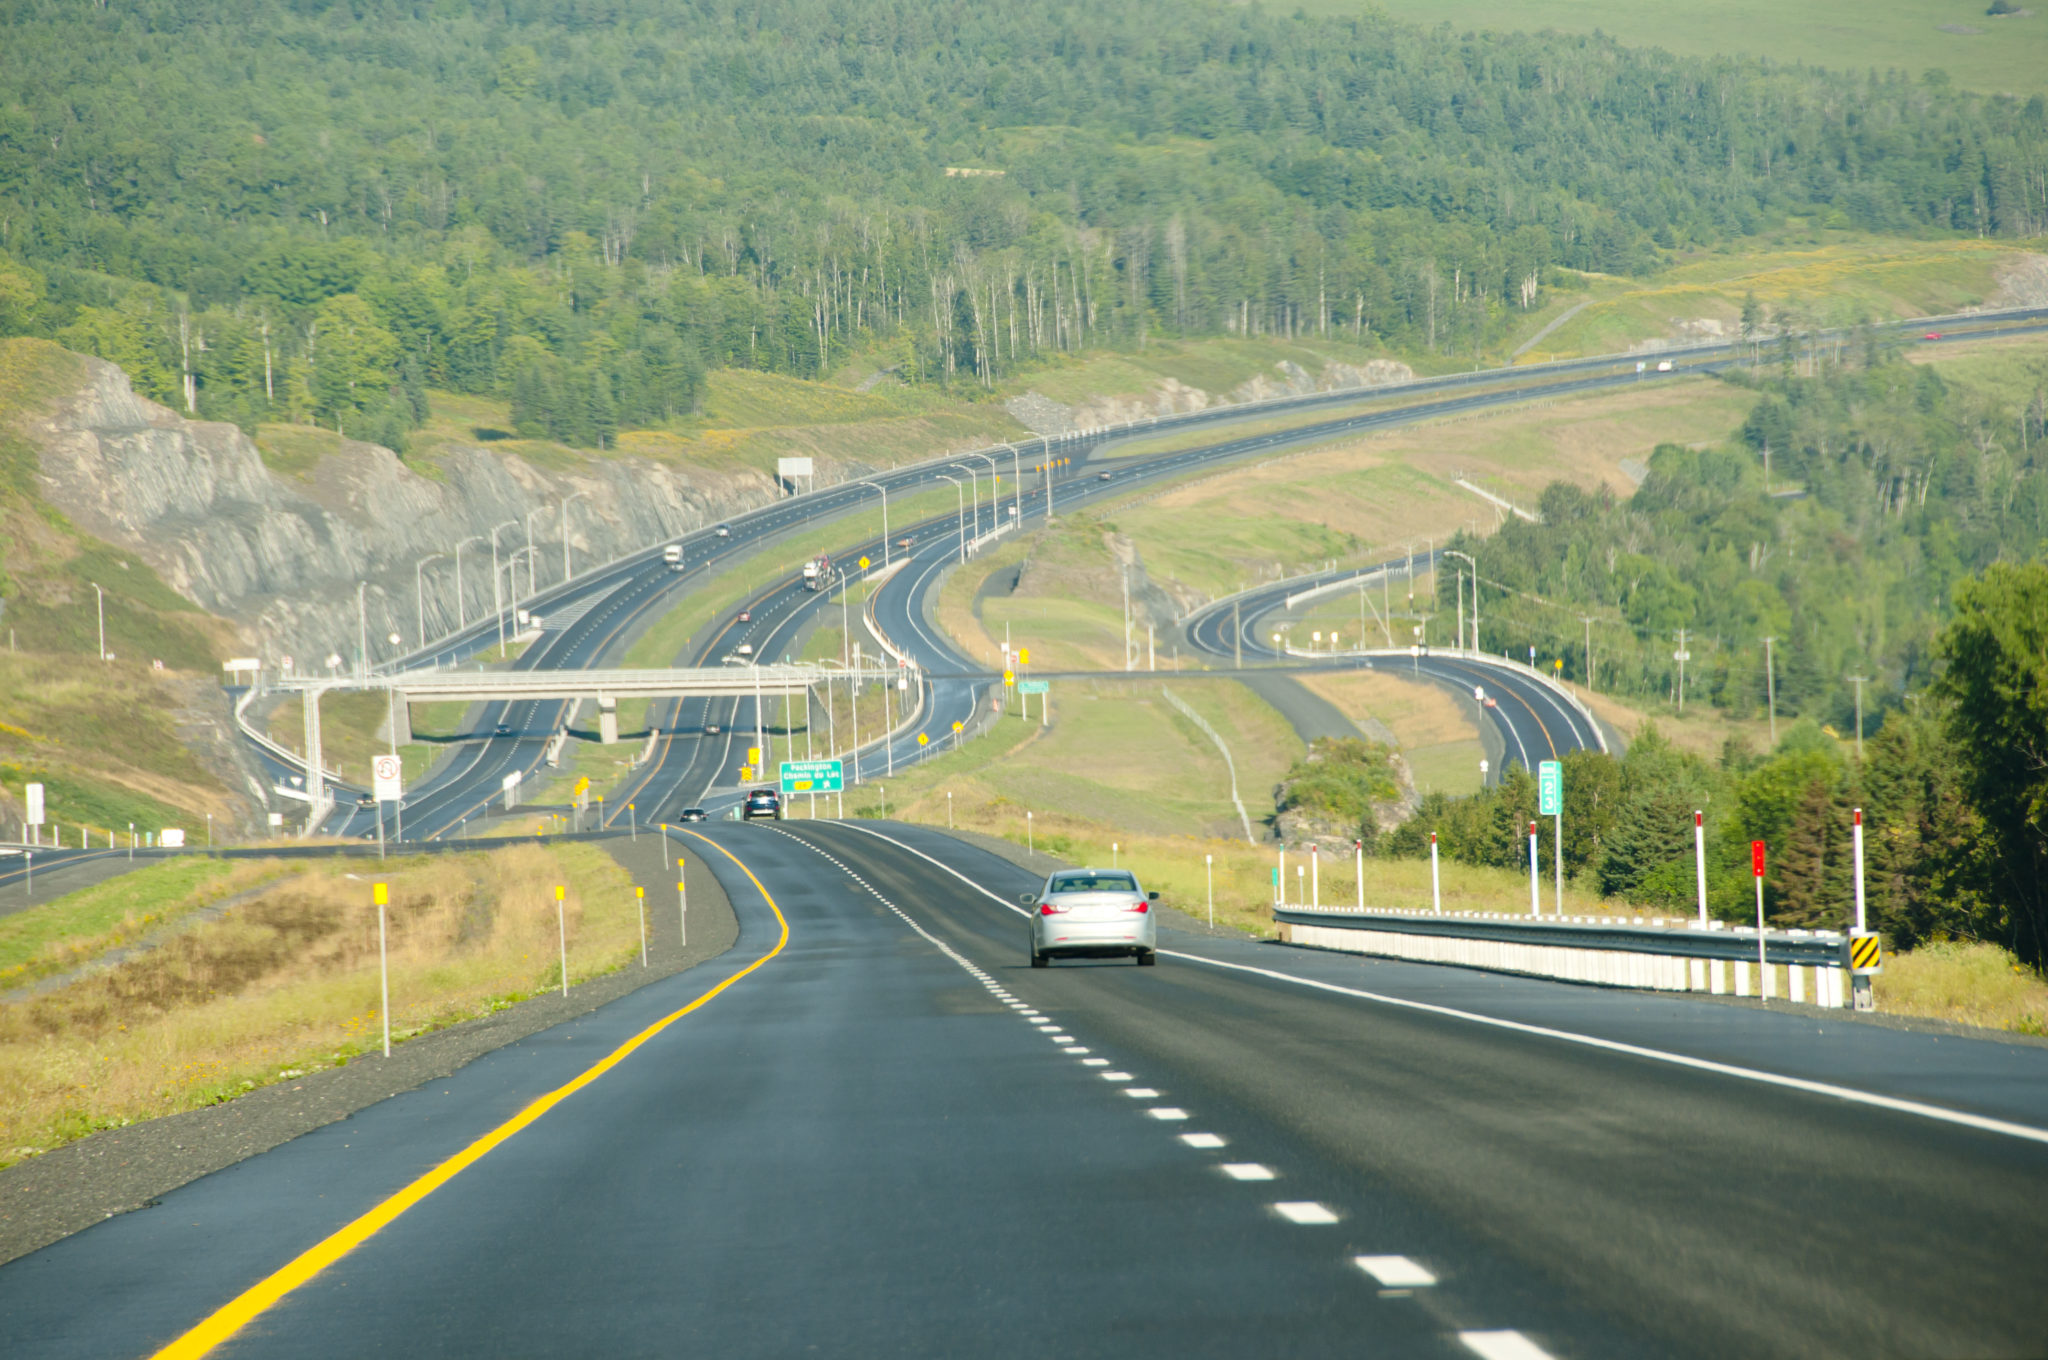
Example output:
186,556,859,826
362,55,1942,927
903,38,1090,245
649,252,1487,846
0,833,735,1267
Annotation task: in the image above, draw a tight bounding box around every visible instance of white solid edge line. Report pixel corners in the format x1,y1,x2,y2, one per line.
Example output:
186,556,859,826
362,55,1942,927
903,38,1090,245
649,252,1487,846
1458,1329,1556,1360
829,823,2048,1148
1155,948,2048,1147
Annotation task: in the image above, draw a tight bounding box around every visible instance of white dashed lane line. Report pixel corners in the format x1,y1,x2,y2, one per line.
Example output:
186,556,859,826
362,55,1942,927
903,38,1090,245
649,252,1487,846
1355,1256,1437,1289
1273,1202,1340,1225
777,824,1558,1353
1458,1330,1557,1360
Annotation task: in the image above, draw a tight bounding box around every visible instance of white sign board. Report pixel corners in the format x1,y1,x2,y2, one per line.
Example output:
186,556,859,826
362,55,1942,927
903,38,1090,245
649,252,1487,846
372,754,404,802
24,782,44,826
222,658,262,674
501,769,522,811
776,457,814,479
267,812,284,829
160,828,185,848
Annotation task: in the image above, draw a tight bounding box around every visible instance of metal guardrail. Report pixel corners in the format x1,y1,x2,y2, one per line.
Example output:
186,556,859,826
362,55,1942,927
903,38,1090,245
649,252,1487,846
1276,906,1855,1007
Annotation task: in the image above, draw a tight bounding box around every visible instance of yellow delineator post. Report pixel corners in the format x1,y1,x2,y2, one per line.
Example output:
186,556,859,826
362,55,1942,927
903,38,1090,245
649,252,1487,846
553,885,568,998
635,886,647,967
677,858,688,947
373,882,391,1058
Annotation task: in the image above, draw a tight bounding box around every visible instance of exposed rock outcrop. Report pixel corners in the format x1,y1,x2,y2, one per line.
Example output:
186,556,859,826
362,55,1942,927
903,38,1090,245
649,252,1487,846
28,356,778,663
1005,357,1415,436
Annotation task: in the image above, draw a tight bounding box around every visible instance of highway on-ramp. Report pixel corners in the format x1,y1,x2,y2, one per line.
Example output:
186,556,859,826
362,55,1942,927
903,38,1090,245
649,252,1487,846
6,821,2045,1358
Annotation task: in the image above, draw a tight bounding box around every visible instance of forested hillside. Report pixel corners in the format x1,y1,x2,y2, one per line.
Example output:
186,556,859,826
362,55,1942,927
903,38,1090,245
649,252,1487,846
1457,347,2048,731
2,0,2046,447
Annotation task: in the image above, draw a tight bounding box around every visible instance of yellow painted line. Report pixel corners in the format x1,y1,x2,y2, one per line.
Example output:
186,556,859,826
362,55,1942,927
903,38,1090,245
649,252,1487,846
149,830,786,1359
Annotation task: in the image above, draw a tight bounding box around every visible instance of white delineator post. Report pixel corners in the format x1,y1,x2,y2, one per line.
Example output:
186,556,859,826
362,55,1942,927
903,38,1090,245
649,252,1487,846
1528,821,1539,916
1694,811,1709,925
1296,863,1305,907
374,882,391,1059
554,884,569,999
1311,847,1319,910
1277,845,1286,909
1553,808,1563,916
1205,853,1214,928
1852,808,1867,933
1430,832,1441,913
1355,839,1364,912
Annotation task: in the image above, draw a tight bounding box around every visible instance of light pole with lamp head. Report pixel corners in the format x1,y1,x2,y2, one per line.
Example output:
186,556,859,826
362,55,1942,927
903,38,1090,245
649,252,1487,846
560,492,589,582
962,451,1000,537
1443,549,1478,652
414,553,448,644
956,459,990,539
936,474,966,563
525,506,552,592
453,535,486,631
853,481,890,565
489,520,519,654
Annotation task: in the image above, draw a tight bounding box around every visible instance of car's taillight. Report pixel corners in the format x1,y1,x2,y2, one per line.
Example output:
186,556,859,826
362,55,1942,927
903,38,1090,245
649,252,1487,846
1039,902,1064,915
1126,899,1149,913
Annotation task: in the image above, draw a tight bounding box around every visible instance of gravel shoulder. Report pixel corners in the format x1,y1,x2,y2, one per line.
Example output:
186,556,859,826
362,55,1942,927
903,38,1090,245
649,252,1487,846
0,832,735,1266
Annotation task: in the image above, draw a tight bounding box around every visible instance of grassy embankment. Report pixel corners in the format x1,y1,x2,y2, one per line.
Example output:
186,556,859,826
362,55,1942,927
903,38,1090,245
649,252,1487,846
0,841,638,1164
1311,0,2048,97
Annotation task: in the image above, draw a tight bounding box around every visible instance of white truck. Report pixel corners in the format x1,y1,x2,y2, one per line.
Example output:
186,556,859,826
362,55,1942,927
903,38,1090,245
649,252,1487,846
663,543,683,569
801,554,831,590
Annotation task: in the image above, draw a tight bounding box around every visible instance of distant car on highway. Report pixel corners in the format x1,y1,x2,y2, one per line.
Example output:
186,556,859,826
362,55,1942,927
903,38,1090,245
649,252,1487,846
895,536,914,550
1097,471,1113,480
1924,332,1943,340
736,642,754,657
1655,360,1674,372
355,793,376,807
714,524,732,537
737,609,751,622
494,722,513,737
1025,868,1157,967
704,722,722,735
721,654,749,666
742,787,782,821
678,807,709,823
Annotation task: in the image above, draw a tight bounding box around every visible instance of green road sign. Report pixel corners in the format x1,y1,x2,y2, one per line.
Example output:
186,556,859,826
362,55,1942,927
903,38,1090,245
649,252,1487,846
779,758,845,794
1538,760,1562,817
1017,679,1049,694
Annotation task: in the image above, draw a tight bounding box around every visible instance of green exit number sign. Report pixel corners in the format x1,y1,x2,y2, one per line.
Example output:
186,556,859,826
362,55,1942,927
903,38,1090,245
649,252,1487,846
1538,760,1562,817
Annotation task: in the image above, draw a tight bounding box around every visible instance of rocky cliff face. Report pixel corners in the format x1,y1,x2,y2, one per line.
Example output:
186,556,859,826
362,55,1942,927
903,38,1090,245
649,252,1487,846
28,357,776,664
1005,357,1416,435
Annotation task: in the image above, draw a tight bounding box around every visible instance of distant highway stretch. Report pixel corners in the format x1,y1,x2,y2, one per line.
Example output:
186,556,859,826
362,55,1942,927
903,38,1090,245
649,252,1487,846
283,307,2047,837
7,821,2045,1357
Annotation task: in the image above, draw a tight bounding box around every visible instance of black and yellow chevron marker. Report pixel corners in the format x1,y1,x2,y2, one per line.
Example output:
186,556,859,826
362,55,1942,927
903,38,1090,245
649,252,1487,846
1849,932,1883,974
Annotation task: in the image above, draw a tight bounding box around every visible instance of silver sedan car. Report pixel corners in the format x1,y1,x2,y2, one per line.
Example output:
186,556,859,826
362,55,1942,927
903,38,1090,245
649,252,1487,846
1023,869,1158,967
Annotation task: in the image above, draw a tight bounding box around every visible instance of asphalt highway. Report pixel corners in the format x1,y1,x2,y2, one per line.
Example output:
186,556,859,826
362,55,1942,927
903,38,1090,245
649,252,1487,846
1182,568,1608,777
8,821,2045,1358
278,308,2048,835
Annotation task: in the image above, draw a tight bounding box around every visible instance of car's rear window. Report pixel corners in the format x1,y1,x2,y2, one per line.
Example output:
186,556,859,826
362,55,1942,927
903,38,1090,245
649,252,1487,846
1049,872,1139,893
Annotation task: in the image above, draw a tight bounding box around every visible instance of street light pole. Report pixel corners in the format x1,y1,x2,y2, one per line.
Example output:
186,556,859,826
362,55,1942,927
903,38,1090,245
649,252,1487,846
954,464,981,540
1762,635,1777,745
560,492,589,582
490,520,519,654
1443,550,1477,652
453,535,486,631
414,553,448,644
1847,674,1869,760
525,506,551,590
937,474,966,563
964,452,1000,536
853,480,890,565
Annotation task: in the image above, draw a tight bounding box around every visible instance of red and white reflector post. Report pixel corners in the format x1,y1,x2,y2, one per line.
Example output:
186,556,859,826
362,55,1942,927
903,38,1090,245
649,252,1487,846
1430,832,1441,914
1751,840,1770,1000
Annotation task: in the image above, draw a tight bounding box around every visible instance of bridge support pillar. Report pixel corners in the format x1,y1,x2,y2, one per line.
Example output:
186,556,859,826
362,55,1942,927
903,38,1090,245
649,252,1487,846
391,691,414,744
598,696,619,745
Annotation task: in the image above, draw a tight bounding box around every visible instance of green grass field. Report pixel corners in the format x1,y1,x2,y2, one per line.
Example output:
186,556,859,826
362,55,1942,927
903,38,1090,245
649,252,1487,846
1299,0,2048,96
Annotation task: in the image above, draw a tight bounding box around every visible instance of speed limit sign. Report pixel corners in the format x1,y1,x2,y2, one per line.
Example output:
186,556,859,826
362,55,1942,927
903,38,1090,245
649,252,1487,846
372,754,404,802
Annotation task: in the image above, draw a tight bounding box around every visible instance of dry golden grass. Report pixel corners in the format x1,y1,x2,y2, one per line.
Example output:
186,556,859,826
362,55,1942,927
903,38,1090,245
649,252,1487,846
0,842,638,1163
1876,942,2048,1036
